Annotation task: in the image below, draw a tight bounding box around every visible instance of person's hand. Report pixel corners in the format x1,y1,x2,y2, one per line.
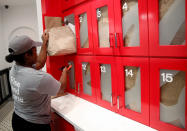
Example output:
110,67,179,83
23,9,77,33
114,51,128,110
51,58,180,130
42,32,49,45
62,67,69,74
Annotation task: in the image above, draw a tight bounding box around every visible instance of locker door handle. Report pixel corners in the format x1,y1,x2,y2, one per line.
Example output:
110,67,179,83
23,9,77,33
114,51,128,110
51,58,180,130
75,84,77,93
77,83,80,94
110,95,113,107
109,33,115,48
76,37,80,50
116,33,121,48
111,93,116,107
118,96,123,109
117,96,119,110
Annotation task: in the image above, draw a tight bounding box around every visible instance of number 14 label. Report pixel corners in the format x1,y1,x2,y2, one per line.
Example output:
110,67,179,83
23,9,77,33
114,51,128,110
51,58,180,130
125,69,133,77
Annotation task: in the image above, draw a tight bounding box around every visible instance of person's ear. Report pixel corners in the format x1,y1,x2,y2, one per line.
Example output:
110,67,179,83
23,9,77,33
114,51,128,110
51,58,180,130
24,53,29,59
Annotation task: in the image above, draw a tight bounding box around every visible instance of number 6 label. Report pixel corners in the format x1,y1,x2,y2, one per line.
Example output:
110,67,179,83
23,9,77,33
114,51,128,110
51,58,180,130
161,73,173,83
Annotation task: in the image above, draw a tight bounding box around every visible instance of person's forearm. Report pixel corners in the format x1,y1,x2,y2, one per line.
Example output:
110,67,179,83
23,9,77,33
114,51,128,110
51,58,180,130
55,72,67,97
35,43,47,70
59,71,67,91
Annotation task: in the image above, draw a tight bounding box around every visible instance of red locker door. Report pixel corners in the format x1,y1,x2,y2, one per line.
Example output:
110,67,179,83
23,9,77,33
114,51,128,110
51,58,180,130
76,56,96,103
94,56,117,111
74,2,94,55
150,58,187,131
64,55,77,95
148,0,187,57
114,0,148,56
116,57,149,125
91,0,115,55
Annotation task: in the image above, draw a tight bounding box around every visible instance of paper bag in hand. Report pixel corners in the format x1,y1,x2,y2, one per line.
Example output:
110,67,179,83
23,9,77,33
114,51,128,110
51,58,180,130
47,26,76,56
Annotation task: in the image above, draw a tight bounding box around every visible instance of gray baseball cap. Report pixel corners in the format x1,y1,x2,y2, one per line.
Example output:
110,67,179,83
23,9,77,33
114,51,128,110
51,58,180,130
9,35,42,55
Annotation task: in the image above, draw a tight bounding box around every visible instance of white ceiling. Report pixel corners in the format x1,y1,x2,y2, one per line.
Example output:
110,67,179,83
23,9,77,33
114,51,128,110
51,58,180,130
0,0,35,7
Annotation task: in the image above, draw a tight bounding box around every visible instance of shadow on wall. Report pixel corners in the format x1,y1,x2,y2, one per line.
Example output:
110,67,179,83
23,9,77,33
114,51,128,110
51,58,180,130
8,26,38,41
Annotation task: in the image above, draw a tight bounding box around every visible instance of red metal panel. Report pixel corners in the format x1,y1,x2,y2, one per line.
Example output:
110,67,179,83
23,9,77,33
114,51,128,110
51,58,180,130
62,0,88,12
114,0,149,56
47,56,67,80
94,56,117,111
41,0,62,16
116,57,149,126
150,58,187,131
76,56,97,103
74,2,94,55
51,113,75,131
148,0,187,57
91,0,115,56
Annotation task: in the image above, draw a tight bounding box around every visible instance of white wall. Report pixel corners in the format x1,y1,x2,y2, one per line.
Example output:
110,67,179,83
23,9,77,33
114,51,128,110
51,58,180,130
0,2,41,70
0,6,9,70
0,7,3,43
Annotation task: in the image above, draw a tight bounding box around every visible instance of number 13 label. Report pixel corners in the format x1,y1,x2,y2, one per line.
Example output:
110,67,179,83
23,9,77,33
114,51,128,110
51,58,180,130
100,66,106,73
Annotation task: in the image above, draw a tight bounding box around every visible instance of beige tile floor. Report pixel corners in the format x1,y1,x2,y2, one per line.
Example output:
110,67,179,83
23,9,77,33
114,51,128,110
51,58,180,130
0,99,14,131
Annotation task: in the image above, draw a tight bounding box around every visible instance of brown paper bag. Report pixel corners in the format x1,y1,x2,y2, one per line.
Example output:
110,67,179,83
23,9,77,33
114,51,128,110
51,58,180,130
45,16,62,31
47,26,76,56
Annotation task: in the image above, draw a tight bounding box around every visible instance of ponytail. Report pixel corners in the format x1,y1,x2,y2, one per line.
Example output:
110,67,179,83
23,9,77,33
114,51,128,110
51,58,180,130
5,54,14,63
5,48,34,65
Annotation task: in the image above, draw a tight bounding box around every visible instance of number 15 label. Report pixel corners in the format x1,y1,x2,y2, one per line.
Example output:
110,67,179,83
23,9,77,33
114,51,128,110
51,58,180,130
161,73,173,83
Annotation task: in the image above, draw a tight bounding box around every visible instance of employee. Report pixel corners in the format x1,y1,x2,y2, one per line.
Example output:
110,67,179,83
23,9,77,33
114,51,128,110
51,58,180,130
5,33,67,131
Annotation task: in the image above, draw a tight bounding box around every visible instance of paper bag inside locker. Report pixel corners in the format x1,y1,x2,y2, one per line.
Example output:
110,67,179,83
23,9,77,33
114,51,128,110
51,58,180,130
47,26,76,56
44,16,76,56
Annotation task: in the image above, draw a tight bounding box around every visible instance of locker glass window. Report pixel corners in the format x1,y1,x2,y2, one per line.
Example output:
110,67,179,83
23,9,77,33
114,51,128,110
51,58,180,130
96,6,110,48
82,62,92,95
159,0,185,45
64,14,76,43
160,69,185,128
124,66,141,112
79,13,89,48
100,64,112,102
68,61,75,89
121,0,140,47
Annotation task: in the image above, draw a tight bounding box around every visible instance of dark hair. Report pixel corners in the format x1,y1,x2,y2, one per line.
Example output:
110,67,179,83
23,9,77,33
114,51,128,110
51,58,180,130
5,48,34,65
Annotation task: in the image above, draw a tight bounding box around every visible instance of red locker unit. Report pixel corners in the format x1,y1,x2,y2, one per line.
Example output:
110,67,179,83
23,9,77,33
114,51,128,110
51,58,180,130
114,0,149,56
91,0,115,56
74,2,94,55
76,56,97,103
116,57,149,125
148,0,187,57
94,56,117,111
150,58,187,131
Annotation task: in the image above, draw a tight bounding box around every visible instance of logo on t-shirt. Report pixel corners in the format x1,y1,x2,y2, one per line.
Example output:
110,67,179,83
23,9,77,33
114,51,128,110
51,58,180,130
10,76,23,103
